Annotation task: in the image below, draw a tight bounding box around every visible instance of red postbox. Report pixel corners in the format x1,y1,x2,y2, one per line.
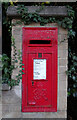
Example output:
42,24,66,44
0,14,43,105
22,27,58,112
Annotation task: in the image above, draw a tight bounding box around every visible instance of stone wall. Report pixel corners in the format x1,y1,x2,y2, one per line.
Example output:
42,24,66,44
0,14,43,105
8,19,68,118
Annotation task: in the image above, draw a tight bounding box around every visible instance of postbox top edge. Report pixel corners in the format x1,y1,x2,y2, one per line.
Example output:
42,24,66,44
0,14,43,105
22,27,58,31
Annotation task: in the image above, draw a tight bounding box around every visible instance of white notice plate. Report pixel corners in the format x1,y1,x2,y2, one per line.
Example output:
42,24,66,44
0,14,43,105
33,59,46,80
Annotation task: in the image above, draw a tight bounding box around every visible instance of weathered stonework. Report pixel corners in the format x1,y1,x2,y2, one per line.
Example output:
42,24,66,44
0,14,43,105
7,6,68,17
2,18,68,118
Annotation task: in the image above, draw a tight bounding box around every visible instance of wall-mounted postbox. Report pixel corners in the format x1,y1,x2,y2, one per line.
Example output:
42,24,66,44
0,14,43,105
22,27,58,112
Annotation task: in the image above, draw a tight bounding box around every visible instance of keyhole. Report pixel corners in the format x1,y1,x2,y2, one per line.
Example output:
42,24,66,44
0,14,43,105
32,81,34,86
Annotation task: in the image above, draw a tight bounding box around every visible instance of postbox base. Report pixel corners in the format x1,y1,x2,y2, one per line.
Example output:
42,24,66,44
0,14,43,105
22,107,57,112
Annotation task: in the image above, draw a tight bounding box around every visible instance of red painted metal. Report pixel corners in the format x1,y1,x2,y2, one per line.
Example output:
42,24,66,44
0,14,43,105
22,27,58,112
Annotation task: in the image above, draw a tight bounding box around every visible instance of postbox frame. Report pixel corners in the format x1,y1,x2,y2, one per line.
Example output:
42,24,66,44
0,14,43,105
22,27,58,112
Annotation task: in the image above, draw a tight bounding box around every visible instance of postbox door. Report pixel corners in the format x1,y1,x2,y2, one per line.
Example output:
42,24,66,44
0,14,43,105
22,27,57,112
27,53,52,107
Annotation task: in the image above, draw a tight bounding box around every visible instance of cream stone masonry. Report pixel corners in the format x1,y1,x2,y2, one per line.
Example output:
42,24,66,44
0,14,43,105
2,19,68,118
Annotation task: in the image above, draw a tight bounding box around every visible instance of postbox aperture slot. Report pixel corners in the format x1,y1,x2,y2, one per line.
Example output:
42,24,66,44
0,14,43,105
29,40,51,44
29,40,52,46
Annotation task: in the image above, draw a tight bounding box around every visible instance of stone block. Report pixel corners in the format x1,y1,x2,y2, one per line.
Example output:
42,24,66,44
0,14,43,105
14,42,22,50
58,50,68,59
2,84,10,91
59,43,68,50
2,104,21,112
12,19,58,28
0,98,2,105
59,26,68,35
59,79,67,91
22,110,66,118
12,33,22,43
59,66,67,74
2,111,22,118
7,6,68,17
58,97,67,110
59,73,67,81
57,75,67,111
2,90,21,104
12,27,22,42
12,68,19,76
2,110,9,117
13,83,21,98
0,111,2,120
45,23,58,27
58,34,68,44
58,90,67,111
0,105,2,111
59,58,67,67
2,105,9,111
